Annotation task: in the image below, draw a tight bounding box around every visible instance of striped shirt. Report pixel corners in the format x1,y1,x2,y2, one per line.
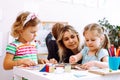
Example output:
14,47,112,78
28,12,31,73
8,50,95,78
6,40,38,64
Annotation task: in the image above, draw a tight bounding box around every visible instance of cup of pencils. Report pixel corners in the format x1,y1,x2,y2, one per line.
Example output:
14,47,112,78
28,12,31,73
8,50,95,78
108,45,120,70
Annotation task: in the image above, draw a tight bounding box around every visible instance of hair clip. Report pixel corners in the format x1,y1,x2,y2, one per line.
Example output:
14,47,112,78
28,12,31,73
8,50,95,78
23,13,36,26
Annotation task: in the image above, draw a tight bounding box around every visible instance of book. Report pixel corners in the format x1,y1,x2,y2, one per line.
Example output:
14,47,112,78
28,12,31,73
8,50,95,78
88,68,120,75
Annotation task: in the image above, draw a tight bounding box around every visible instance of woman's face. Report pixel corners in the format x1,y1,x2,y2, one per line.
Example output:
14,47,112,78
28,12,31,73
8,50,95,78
62,31,79,50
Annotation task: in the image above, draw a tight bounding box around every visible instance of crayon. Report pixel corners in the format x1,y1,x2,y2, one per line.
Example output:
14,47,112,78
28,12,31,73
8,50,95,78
116,49,120,57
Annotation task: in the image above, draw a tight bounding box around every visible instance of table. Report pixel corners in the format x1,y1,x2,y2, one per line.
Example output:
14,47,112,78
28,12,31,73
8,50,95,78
13,66,120,80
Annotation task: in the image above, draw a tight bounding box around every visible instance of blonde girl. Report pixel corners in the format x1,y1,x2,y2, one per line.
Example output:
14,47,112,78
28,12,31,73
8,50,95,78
3,11,48,70
70,23,110,70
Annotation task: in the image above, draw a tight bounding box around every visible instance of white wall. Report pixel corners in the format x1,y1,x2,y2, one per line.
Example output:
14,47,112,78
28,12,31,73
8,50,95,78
0,0,120,80
0,0,24,80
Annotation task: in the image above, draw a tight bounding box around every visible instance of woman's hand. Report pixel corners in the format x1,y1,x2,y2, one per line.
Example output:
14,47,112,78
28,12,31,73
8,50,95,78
49,58,58,64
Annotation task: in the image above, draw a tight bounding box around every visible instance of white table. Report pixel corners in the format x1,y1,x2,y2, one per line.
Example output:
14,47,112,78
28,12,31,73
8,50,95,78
13,67,120,80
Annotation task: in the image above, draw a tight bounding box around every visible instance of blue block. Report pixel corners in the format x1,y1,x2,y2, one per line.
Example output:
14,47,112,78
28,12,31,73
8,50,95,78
39,65,46,72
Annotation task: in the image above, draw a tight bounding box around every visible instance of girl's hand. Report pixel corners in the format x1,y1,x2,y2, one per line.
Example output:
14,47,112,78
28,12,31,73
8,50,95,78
81,61,96,70
18,59,36,67
69,56,77,64
38,58,49,64
49,58,58,64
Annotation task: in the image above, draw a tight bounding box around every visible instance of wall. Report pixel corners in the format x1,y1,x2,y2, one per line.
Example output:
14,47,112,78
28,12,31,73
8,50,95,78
0,0,120,80
0,0,24,80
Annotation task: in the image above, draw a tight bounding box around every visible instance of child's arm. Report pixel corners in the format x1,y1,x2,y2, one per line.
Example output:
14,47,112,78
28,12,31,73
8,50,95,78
95,55,108,68
81,56,108,70
93,52,108,69
69,52,82,64
3,53,18,70
3,52,36,70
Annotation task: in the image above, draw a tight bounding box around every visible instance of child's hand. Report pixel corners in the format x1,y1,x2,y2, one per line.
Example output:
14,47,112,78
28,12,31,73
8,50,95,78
39,58,49,64
18,58,36,67
69,56,77,64
80,61,95,70
49,58,58,64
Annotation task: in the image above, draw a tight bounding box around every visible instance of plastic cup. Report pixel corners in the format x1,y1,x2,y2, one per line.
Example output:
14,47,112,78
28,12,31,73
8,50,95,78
64,63,71,72
109,57,120,70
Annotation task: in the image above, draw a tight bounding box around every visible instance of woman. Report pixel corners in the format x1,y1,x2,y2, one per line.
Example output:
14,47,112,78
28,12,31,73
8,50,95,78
56,25,83,63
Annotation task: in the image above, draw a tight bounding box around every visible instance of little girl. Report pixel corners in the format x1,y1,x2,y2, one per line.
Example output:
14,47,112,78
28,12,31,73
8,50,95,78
69,23,110,70
3,11,48,70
